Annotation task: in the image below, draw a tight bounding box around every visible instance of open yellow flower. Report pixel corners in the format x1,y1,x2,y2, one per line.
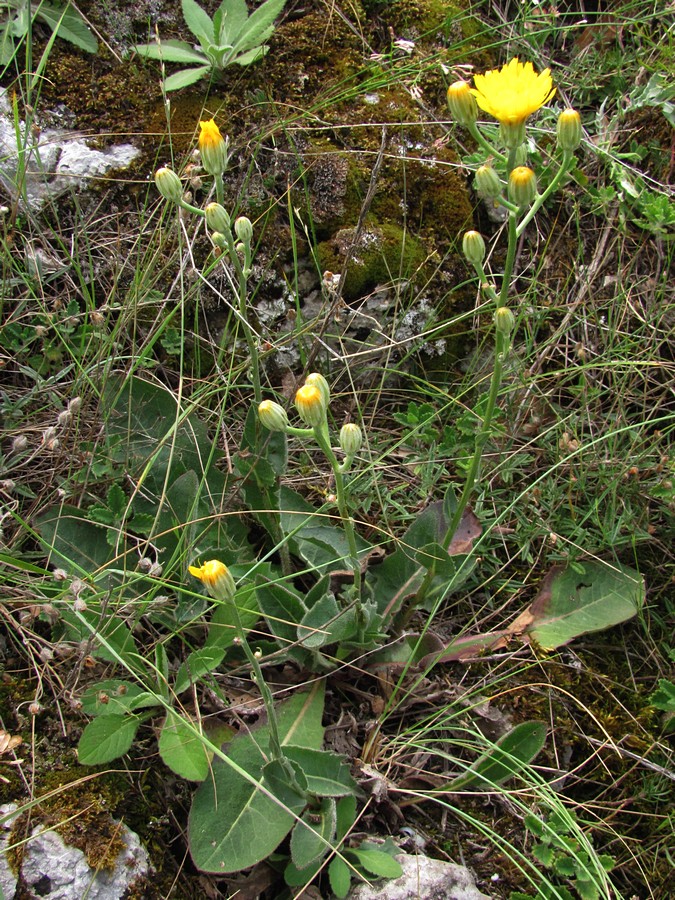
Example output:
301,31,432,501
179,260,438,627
471,57,556,126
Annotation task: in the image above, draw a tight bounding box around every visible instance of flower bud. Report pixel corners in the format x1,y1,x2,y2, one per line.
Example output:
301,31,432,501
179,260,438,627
205,202,231,234
508,166,537,207
154,167,183,204
447,81,477,126
462,230,486,266
210,232,228,250
294,384,325,427
258,400,289,433
513,143,529,167
189,560,236,604
339,423,363,456
234,216,253,246
198,119,229,176
557,108,582,152
500,120,527,150
494,306,516,336
304,372,330,410
474,165,502,200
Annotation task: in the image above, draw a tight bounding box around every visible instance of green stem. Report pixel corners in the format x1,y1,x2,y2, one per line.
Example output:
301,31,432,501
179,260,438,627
516,151,574,239
467,121,506,162
230,597,285,761
499,211,519,306
312,423,362,599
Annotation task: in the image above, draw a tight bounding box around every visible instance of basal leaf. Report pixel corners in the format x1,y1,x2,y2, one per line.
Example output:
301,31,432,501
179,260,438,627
78,715,141,765
329,855,353,898
290,798,336,871
347,847,403,878
164,65,213,91
159,712,210,781
133,39,209,64
181,0,216,44
448,721,547,790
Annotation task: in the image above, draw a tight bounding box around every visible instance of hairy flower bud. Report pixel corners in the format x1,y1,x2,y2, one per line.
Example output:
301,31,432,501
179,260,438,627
447,80,477,126
462,230,486,266
198,119,229,176
258,400,289,433
494,306,516,336
339,423,363,456
295,384,325,427
557,108,582,152
234,216,253,246
474,165,502,200
154,167,183,204
189,560,236,604
205,202,231,234
304,373,330,410
508,166,537,207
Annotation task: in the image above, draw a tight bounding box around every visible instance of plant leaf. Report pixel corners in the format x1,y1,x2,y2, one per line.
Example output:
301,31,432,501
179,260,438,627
80,680,159,717
347,847,403,878
159,712,210,781
35,2,98,53
215,0,250,45
132,39,209,64
290,797,336,870
229,0,286,57
174,647,226,695
164,66,213,91
78,715,141,765
284,746,358,797
329,856,353,898
181,0,215,44
448,721,547,790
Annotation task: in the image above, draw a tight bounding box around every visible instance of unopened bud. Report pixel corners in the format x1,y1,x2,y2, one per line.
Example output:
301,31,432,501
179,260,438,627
154,167,183,204
462,230,486,266
304,373,330,410
494,306,516,336
11,434,28,452
447,81,477,126
475,165,502,201
189,560,236,604
234,216,253,245
557,108,582,152
339,423,363,456
205,202,231,234
508,166,537,207
294,384,325,427
198,119,229,176
258,400,289,433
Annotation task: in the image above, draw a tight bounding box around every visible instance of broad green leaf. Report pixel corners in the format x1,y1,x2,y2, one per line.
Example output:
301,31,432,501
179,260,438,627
526,562,644,649
206,585,260,649
164,65,213,91
257,579,309,658
233,45,268,65
133,39,209,64
159,712,210,781
80,680,159,717
649,679,675,712
230,0,285,57
36,2,98,53
290,798,336,871
284,746,357,797
181,0,216,44
174,647,226,695
188,685,324,872
297,593,342,648
59,606,139,667
448,721,547,790
335,794,356,843
347,847,403,878
78,715,141,765
329,855,353,898
215,0,249,44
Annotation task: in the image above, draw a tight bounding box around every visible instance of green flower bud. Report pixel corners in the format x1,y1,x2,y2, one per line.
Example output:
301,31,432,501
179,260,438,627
462,230,486,266
205,202,231,234
447,81,477,127
154,167,183,204
210,232,228,250
258,400,289,432
508,166,537,207
494,306,515,336
234,216,253,246
513,143,529,167
304,372,330,410
295,384,325,427
474,165,502,200
500,120,527,150
557,108,582,152
339,423,363,456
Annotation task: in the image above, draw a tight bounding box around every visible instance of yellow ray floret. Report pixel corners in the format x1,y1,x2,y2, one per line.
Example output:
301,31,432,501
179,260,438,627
471,58,556,126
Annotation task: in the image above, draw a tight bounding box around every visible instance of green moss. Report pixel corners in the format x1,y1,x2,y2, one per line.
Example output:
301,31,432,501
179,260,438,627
316,222,428,300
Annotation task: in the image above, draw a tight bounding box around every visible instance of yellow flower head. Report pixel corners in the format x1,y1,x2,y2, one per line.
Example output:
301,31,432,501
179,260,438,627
198,119,229,176
471,57,556,126
189,559,236,603
295,384,325,427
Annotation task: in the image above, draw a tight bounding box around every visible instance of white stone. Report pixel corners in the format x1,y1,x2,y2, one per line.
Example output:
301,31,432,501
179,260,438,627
347,852,492,900
0,88,140,213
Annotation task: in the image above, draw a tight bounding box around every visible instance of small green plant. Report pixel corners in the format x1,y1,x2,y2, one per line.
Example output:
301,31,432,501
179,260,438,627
0,0,97,66
512,809,615,900
132,0,287,92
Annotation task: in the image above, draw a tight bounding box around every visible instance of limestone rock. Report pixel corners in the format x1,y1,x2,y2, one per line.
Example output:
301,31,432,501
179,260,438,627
347,852,492,900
